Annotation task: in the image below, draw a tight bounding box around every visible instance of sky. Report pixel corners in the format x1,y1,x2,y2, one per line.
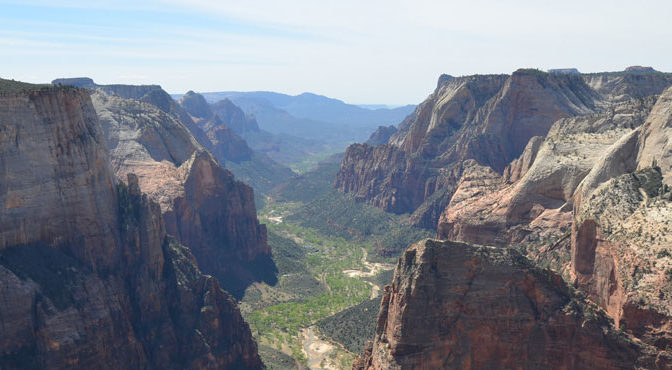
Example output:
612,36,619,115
1,0,671,105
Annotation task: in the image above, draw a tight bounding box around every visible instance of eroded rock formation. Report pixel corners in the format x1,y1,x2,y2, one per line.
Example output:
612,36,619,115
336,68,672,229
179,91,253,163
354,239,669,369
91,90,274,298
365,125,397,146
435,85,672,351
0,84,262,369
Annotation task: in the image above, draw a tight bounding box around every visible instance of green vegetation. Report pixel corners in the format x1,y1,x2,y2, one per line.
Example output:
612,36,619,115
224,152,295,208
257,345,297,370
317,298,381,353
288,149,343,174
0,78,49,93
244,223,372,365
270,153,342,203
287,191,432,260
241,154,429,367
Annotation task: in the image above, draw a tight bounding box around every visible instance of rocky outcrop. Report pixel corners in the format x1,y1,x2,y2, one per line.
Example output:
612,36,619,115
435,86,672,351
337,69,672,230
354,239,669,369
583,69,672,103
365,125,397,146
336,69,607,228
177,91,294,195
0,86,119,271
210,98,260,135
567,87,672,350
52,78,215,156
178,91,253,163
438,96,657,245
0,84,262,369
92,90,274,298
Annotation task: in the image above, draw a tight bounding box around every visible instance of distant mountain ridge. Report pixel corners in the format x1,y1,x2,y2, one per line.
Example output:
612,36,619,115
173,90,415,127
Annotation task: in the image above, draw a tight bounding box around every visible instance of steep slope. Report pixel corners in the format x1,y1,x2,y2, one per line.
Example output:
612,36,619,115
568,86,672,349
336,68,672,229
210,98,260,134
179,91,253,163
435,86,672,351
354,239,668,369
53,78,215,157
0,83,262,369
178,91,294,195
92,90,275,298
365,125,398,146
438,96,657,251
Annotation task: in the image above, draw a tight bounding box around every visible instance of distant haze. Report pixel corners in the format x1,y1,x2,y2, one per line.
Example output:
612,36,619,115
1,0,671,105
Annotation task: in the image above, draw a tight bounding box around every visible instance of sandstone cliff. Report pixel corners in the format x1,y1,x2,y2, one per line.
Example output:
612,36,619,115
91,90,274,298
365,125,397,146
354,239,669,369
336,68,672,229
210,98,260,135
179,91,253,163
568,86,672,350
0,84,262,369
177,91,294,195
434,85,672,351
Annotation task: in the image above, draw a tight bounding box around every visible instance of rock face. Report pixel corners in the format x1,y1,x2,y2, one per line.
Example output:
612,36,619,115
434,86,672,351
0,84,262,369
91,90,274,298
0,86,119,271
179,91,253,163
336,69,603,228
365,125,397,146
438,96,657,248
177,91,294,195
336,69,672,229
568,87,672,350
210,98,260,135
354,239,668,370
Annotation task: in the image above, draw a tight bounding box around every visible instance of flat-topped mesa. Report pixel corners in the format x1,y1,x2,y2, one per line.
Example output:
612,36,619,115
354,239,670,369
0,83,263,368
625,66,658,73
51,77,96,88
549,68,581,74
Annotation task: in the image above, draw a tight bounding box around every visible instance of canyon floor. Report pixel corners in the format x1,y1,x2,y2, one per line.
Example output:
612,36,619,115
236,158,429,369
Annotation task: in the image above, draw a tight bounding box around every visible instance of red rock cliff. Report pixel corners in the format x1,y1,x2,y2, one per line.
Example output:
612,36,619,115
336,70,602,228
92,91,274,297
0,84,263,369
354,239,669,369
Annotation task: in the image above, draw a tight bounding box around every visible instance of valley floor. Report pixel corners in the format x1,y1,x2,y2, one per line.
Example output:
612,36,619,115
240,198,401,369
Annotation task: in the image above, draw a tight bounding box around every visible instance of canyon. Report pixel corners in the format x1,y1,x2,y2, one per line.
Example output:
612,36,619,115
0,82,262,368
4,66,672,369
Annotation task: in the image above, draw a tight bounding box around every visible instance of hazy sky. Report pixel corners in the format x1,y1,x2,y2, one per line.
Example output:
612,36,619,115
2,0,671,105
